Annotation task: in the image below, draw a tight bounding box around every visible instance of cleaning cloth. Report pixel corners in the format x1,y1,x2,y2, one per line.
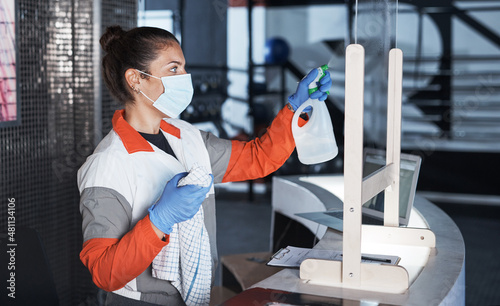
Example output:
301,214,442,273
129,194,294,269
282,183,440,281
177,164,213,188
152,164,212,306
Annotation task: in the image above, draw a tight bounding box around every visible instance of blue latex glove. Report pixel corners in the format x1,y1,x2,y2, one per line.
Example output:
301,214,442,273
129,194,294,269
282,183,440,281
311,70,332,101
149,172,214,234
288,69,332,111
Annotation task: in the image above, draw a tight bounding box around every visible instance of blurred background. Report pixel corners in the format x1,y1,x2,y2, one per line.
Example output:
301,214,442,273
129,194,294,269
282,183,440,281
0,0,499,305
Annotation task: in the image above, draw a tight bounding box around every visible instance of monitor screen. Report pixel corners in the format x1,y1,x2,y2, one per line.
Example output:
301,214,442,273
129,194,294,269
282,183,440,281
362,153,419,219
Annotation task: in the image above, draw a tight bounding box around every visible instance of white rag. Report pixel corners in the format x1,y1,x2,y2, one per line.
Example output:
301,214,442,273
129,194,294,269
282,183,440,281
152,165,212,306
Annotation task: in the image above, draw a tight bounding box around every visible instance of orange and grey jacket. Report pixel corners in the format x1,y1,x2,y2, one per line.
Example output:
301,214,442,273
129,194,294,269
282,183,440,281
77,106,297,304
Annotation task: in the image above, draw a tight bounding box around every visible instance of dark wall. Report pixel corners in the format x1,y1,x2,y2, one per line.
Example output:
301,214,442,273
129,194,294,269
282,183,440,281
0,1,136,305
0,1,226,304
182,0,227,66
100,2,138,138
411,150,500,196
178,1,228,131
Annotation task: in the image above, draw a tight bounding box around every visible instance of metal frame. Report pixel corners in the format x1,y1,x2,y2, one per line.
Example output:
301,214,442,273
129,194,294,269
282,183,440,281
93,0,102,146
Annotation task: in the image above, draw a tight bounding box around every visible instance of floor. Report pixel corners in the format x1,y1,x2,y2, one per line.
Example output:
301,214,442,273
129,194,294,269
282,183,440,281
214,183,500,306
214,184,273,287
435,202,500,306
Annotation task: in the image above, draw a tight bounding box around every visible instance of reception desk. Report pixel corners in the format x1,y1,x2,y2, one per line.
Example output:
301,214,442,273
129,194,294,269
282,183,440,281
222,175,466,305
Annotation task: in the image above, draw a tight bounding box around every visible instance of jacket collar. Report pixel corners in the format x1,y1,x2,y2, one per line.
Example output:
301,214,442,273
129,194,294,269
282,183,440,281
112,110,181,154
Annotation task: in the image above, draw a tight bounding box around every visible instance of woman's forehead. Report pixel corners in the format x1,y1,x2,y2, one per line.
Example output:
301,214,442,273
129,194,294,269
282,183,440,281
150,44,185,70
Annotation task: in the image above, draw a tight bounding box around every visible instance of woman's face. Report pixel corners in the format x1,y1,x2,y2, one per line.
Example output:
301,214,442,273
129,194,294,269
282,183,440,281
140,42,187,102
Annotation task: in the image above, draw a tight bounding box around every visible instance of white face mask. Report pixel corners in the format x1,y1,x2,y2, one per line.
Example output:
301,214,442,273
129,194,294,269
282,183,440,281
136,69,194,118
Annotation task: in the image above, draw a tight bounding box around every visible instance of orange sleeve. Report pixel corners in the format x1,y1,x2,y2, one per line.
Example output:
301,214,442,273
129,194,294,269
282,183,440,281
80,215,168,292
222,106,303,183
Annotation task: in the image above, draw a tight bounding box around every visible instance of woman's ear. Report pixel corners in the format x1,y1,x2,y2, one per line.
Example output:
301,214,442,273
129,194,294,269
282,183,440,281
125,68,141,93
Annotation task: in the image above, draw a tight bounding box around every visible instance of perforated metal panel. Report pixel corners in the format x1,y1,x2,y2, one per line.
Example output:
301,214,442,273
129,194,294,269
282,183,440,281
100,0,138,138
0,1,136,305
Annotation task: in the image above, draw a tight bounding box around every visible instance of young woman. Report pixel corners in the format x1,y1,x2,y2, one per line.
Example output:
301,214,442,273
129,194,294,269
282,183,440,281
78,26,331,306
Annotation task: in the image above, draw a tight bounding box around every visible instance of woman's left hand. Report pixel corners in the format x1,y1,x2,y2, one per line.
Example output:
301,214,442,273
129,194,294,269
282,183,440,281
287,69,332,111
311,70,332,101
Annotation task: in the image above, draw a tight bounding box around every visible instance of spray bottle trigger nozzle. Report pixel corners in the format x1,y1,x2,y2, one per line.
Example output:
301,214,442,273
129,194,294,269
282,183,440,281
308,64,330,95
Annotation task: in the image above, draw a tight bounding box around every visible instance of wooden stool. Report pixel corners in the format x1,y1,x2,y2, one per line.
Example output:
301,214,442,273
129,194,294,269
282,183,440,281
220,252,283,293
210,286,237,306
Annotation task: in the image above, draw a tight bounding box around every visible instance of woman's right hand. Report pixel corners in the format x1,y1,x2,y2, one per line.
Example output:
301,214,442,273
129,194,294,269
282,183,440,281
148,172,213,234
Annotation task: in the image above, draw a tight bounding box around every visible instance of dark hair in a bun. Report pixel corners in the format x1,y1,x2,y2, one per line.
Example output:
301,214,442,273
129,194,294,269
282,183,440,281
99,25,126,53
100,26,179,105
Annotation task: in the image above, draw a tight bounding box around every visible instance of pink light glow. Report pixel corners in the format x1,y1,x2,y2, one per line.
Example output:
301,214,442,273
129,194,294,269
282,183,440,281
0,0,17,123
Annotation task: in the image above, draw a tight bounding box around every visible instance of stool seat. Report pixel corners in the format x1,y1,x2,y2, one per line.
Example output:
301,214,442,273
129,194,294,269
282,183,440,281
220,252,283,292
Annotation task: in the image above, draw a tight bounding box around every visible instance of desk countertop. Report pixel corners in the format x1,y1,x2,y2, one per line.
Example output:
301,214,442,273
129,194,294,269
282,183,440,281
251,175,466,305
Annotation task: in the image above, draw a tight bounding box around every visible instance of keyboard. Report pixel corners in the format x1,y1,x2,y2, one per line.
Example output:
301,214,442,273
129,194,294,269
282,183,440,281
323,211,384,225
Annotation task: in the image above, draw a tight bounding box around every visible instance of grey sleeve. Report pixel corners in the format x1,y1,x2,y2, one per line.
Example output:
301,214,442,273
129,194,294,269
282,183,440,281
80,187,133,242
199,130,232,184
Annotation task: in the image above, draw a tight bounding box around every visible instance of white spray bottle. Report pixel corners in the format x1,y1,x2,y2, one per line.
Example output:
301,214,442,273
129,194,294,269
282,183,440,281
291,65,338,165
